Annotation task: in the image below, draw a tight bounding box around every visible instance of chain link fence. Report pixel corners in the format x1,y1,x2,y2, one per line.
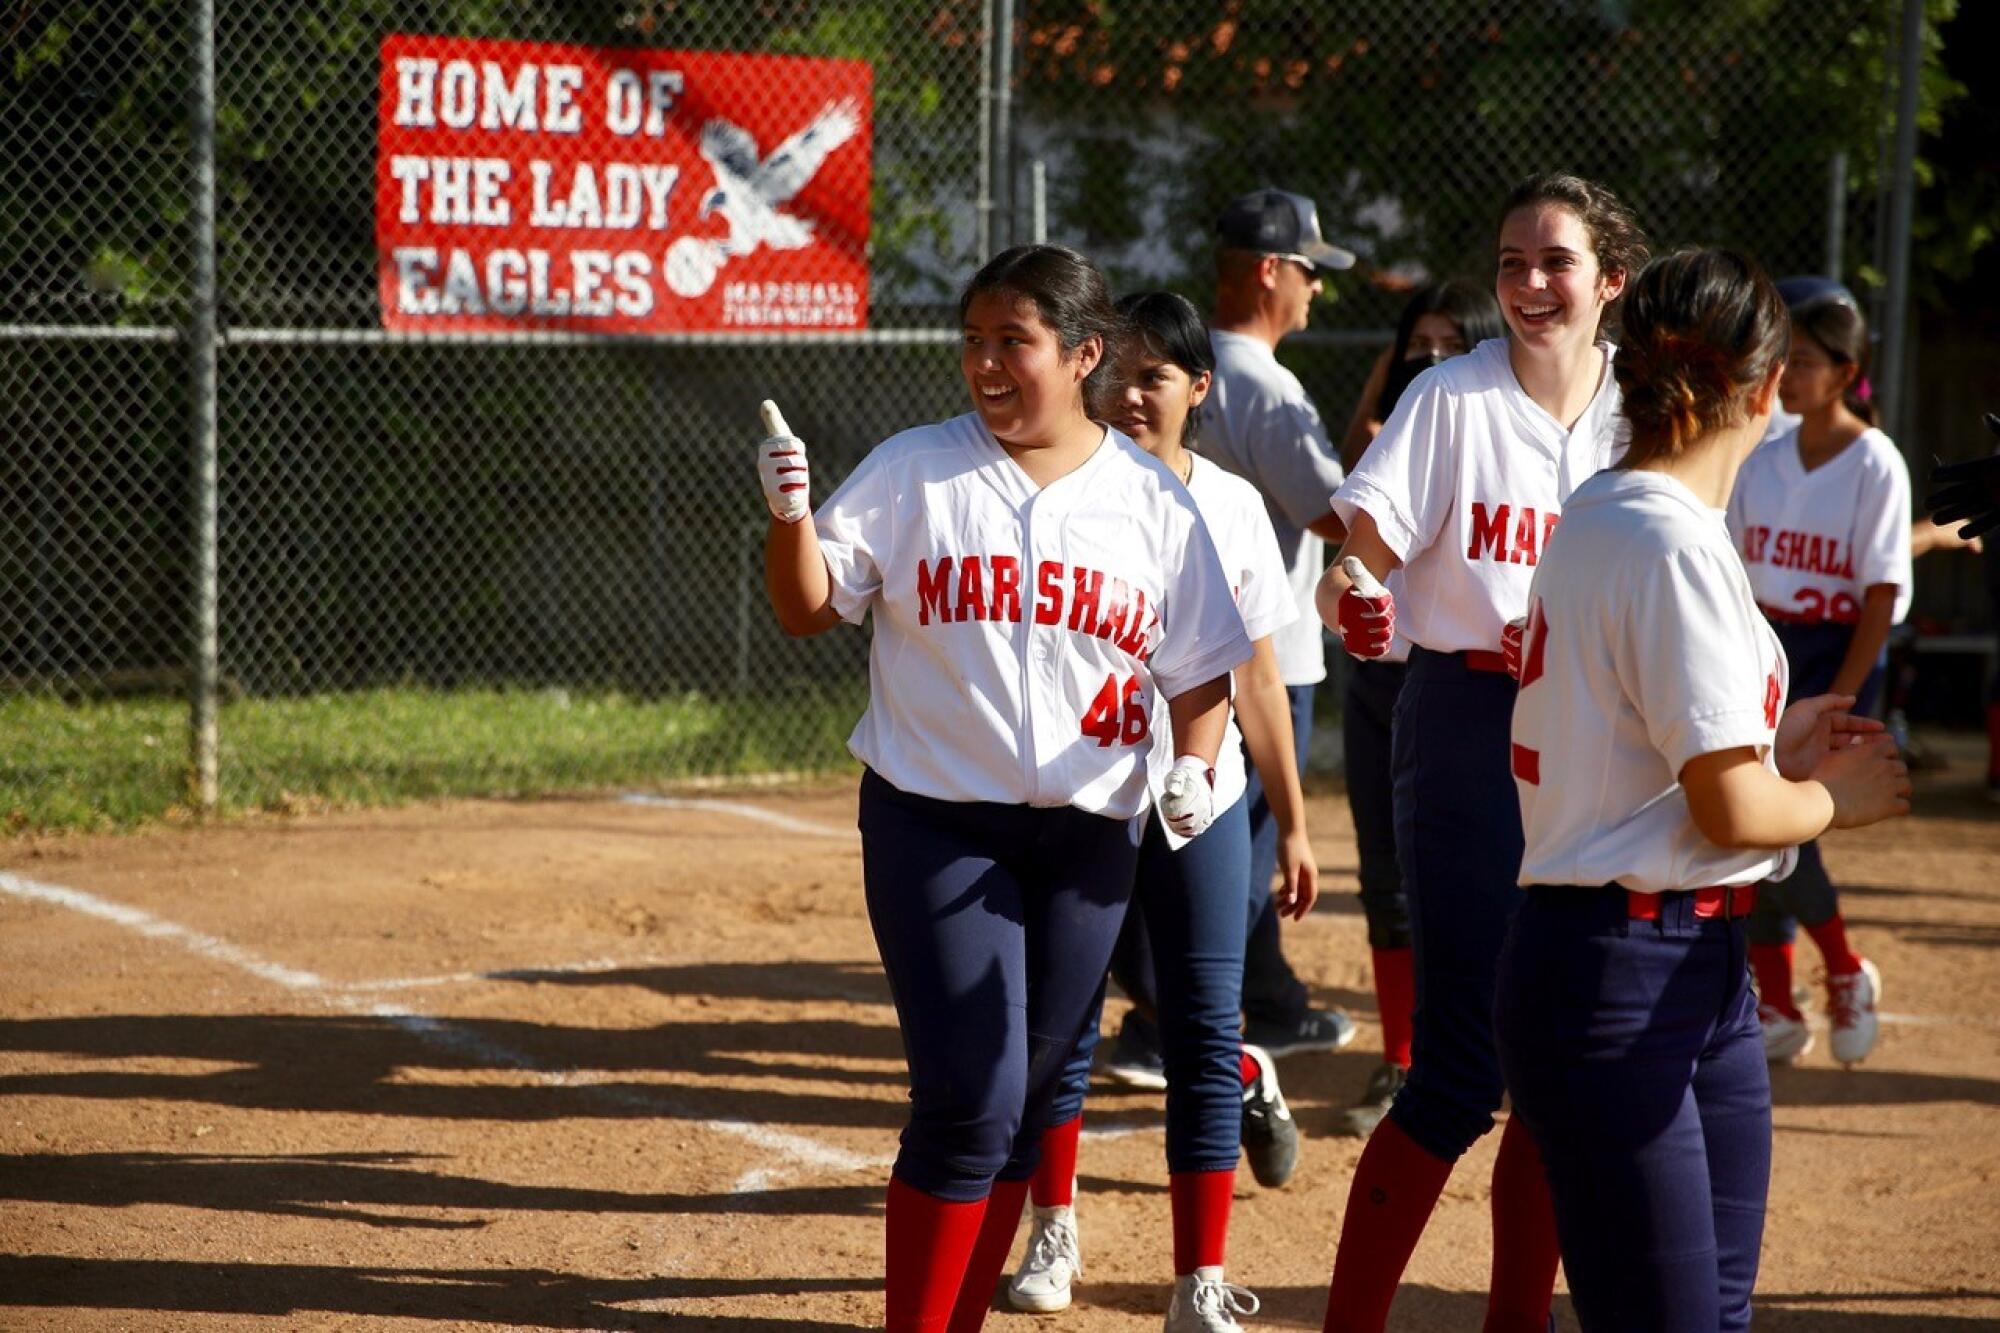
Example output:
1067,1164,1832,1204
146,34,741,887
5,0,1919,827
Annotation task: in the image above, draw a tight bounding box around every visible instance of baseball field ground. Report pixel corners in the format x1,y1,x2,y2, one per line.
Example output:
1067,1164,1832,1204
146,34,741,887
3,741,1996,1330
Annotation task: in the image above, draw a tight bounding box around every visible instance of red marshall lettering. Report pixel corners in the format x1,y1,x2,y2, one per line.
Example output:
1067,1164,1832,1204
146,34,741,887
1069,567,1104,636
917,557,953,626
953,555,987,622
1761,528,1855,577
915,552,1154,664
1468,502,1511,561
1035,560,1064,624
989,556,1022,623
1467,502,1554,566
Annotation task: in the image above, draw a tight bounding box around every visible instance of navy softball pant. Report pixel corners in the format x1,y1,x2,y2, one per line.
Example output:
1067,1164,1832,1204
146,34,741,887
1386,646,1522,1162
1051,795,1252,1173
1496,886,1771,1332
1748,620,1885,947
1241,683,1314,1024
1343,657,1413,950
858,768,1140,1202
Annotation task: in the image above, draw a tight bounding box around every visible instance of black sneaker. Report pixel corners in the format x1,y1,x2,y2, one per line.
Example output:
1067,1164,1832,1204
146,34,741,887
1239,1043,1299,1188
1099,1012,1168,1090
1333,1061,1407,1138
1241,1007,1358,1058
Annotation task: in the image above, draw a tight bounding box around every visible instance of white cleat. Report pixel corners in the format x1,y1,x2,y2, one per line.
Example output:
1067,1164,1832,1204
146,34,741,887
1828,957,1883,1066
1165,1268,1260,1332
1759,1002,1813,1064
1008,1202,1081,1313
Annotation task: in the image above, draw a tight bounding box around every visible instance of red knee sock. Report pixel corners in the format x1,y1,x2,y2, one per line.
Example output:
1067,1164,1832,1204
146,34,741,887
1484,1114,1560,1332
1170,1169,1236,1274
1323,1116,1453,1333
1372,947,1416,1069
1804,914,1863,977
945,1176,1030,1333
887,1175,987,1332
1750,942,1801,1019
1030,1115,1081,1208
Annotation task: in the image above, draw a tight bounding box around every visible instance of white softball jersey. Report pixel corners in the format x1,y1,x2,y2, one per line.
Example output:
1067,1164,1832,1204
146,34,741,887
814,413,1254,819
1513,469,1796,894
1726,426,1913,625
1198,329,1347,687
1330,338,1626,654
1147,455,1298,849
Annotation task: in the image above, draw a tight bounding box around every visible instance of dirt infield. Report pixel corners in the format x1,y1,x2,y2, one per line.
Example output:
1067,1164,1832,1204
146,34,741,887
3,746,1998,1331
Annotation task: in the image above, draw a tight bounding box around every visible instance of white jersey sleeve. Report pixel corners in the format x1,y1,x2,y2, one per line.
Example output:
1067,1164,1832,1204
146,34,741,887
1329,365,1457,561
1619,544,1782,776
1852,434,1914,620
813,438,897,623
1148,502,1255,702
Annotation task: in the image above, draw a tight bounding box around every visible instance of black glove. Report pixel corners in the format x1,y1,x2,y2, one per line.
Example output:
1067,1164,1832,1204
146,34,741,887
1923,413,2000,541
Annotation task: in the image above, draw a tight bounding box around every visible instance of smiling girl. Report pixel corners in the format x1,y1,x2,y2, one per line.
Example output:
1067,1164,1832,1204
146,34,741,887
1726,283,1911,1067
1008,291,1316,1331
1313,174,1648,1333
759,245,1253,1333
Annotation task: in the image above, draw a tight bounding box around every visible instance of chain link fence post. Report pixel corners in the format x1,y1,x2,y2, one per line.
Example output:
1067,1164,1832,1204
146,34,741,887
188,0,221,813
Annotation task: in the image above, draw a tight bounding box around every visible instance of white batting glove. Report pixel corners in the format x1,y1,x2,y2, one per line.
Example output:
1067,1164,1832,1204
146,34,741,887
1160,755,1217,839
756,399,811,524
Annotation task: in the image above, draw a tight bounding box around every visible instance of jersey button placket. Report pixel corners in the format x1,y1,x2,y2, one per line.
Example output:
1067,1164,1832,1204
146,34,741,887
1024,492,1070,807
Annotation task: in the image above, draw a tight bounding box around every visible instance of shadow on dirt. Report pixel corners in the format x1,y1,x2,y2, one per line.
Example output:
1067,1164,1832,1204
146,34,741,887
0,1254,868,1329
0,1151,885,1224
0,1010,909,1128
1095,1280,2000,1330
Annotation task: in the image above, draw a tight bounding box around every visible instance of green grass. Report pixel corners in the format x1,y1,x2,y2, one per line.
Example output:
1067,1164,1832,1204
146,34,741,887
0,686,865,833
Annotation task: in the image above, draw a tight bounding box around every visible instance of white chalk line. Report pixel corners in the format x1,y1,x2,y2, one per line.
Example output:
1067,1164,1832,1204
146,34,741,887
0,869,890,1182
619,791,859,841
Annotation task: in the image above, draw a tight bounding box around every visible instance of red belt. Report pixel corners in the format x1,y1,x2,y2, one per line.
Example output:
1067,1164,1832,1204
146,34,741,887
1626,884,1757,921
1464,649,1509,674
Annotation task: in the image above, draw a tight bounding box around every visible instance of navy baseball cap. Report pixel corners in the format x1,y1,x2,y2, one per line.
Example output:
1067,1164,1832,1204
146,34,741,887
1216,189,1356,272
1776,275,1860,314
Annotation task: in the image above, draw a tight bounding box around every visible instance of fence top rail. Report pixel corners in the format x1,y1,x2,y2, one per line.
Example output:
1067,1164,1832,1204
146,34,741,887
0,324,1393,348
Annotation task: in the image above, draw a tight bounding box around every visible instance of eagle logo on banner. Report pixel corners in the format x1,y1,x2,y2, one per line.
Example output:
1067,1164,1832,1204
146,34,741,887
665,97,863,297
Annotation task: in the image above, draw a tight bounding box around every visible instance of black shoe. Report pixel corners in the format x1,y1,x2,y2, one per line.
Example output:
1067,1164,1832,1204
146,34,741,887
1240,1043,1300,1188
1098,1012,1167,1090
1241,1007,1358,1058
1333,1061,1407,1138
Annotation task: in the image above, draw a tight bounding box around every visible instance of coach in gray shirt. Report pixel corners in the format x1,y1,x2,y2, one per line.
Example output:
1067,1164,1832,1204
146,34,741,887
1202,187,1357,1056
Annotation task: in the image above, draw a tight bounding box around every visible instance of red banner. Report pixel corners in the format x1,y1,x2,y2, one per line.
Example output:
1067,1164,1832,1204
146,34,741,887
376,35,872,334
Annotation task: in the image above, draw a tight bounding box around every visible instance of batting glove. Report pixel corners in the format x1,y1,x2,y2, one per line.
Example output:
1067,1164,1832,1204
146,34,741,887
1336,557,1395,660
1502,615,1527,682
756,399,811,524
1160,756,1217,839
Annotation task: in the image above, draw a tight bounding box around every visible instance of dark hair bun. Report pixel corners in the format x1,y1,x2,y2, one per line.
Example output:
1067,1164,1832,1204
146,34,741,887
1614,249,1789,467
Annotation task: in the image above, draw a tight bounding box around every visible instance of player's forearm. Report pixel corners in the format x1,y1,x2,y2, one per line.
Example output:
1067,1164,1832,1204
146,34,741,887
1165,676,1232,768
762,517,838,636
1828,586,1897,699
1233,640,1308,840
1682,750,1835,849
1318,510,1400,630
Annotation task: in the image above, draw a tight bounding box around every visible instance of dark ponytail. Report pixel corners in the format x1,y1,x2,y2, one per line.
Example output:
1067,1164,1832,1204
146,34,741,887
960,244,1129,420
1614,248,1789,469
